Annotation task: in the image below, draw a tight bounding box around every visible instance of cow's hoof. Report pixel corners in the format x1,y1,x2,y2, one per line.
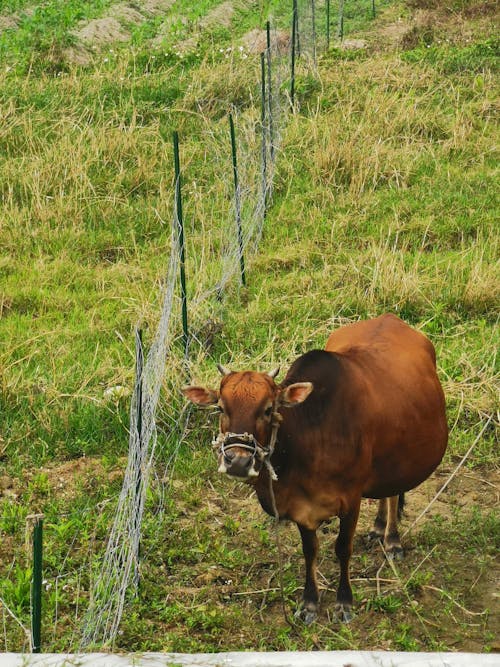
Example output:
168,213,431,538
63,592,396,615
335,603,353,623
365,531,383,547
386,545,404,561
295,604,318,626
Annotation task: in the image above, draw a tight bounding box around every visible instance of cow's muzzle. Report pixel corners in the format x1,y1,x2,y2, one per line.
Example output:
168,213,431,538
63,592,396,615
212,432,266,479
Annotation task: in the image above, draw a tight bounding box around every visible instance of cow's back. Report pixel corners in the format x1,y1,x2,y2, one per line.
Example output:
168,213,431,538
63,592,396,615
325,314,447,497
326,313,435,362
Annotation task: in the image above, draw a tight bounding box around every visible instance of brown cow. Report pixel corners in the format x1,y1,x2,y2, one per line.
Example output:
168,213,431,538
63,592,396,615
183,314,448,623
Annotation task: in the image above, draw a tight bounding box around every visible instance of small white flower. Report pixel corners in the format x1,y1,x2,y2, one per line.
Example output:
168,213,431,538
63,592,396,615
104,385,130,401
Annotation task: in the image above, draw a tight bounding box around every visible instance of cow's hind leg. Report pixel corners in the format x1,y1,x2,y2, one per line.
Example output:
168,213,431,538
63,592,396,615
296,525,319,625
335,499,361,623
383,494,404,560
366,498,387,545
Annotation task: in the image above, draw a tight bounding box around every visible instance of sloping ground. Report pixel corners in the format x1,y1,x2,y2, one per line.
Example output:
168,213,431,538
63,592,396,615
0,0,498,655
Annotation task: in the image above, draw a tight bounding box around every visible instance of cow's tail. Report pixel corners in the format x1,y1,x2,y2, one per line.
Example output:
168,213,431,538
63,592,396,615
398,493,406,520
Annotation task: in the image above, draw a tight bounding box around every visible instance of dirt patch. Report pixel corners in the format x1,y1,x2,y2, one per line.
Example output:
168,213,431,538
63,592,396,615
240,28,290,55
75,17,130,47
200,1,235,30
18,456,124,504
63,44,93,66
0,14,18,33
341,38,367,50
378,20,412,47
110,5,144,24
143,0,176,15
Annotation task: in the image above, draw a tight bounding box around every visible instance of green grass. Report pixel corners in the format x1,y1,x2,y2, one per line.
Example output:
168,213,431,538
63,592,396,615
0,0,499,654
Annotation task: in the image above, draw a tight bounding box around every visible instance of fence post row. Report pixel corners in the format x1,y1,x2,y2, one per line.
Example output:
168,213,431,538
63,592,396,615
172,131,189,361
229,113,246,287
31,515,43,654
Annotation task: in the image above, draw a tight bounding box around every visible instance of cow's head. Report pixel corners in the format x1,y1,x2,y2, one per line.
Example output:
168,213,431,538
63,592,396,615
182,365,313,481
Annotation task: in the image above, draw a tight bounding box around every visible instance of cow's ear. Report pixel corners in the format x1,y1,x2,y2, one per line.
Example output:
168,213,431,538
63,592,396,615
279,382,313,407
182,386,219,406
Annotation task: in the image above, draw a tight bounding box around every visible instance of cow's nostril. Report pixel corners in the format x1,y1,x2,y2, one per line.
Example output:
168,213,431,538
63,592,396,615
224,450,236,464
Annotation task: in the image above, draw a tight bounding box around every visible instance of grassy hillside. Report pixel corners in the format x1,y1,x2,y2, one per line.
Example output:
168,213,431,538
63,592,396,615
0,0,498,654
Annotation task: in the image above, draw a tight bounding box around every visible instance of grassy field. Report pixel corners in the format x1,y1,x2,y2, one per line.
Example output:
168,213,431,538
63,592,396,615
0,0,498,655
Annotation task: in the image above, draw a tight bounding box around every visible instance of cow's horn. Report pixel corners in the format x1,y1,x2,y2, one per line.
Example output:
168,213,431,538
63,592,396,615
268,367,280,379
217,363,231,376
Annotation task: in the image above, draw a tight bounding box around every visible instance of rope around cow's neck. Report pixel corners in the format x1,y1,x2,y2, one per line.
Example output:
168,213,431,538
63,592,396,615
266,410,300,630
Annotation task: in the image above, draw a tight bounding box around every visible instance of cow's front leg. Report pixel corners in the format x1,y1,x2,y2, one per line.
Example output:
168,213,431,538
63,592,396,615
335,499,361,623
296,524,319,625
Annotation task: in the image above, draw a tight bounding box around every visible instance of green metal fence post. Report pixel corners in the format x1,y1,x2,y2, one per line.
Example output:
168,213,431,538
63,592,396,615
326,0,331,50
311,0,317,65
266,21,275,163
133,327,144,590
260,52,268,217
291,0,298,109
31,516,43,653
173,131,189,360
229,113,246,287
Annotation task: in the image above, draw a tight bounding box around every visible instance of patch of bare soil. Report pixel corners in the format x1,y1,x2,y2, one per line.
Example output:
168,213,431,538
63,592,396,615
378,20,412,47
240,28,290,55
0,14,18,33
0,456,125,504
199,1,234,30
143,0,176,14
76,17,130,47
341,38,367,50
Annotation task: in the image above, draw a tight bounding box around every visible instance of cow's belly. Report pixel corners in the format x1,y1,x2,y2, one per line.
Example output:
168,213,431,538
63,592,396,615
286,495,344,530
363,441,446,498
